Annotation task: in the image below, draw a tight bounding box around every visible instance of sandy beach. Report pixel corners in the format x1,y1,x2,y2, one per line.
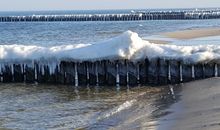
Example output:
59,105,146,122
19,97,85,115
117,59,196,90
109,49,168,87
147,27,220,44
159,78,220,130
147,39,170,44
163,28,220,40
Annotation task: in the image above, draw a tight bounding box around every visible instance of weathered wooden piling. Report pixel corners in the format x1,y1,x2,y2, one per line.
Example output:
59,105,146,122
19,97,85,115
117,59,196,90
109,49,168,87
25,64,35,83
118,60,127,86
181,63,193,82
77,62,87,86
204,63,215,78
127,61,138,86
87,62,97,85
0,58,219,86
169,60,180,84
96,61,107,86
194,63,205,79
1,9,220,22
2,65,13,83
106,61,116,86
138,60,148,85
158,59,169,85
61,61,75,85
218,64,220,77
13,64,24,82
147,58,159,86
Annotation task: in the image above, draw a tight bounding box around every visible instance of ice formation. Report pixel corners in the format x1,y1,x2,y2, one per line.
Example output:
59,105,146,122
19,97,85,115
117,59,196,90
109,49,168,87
0,30,220,64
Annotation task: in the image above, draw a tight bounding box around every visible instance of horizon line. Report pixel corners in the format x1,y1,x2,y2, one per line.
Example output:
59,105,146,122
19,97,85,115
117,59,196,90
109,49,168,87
0,7,220,12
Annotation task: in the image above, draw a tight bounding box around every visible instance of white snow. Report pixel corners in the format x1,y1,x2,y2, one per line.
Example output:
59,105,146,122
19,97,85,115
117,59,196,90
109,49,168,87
0,30,220,64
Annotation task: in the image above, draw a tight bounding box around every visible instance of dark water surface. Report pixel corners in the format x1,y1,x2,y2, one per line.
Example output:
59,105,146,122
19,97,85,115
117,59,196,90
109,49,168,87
0,83,178,130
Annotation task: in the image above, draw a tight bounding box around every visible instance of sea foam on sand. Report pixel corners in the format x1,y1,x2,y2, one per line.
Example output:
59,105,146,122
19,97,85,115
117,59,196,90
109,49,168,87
0,30,220,63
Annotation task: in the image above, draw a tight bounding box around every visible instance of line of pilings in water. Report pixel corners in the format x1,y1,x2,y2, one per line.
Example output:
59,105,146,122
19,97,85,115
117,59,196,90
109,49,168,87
0,59,219,86
1,10,220,22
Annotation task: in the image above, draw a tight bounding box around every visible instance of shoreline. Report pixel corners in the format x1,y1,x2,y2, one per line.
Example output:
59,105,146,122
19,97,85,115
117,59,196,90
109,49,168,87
162,27,220,40
146,27,220,44
158,78,220,130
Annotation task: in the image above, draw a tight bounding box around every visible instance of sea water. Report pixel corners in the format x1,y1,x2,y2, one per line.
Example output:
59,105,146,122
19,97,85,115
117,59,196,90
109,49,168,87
0,10,219,129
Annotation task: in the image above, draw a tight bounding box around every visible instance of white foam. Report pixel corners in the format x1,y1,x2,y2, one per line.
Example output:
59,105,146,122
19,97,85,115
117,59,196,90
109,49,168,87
0,30,220,64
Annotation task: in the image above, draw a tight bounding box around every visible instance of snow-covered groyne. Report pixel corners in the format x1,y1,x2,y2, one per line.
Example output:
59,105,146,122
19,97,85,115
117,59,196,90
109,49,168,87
1,9,220,22
0,31,220,86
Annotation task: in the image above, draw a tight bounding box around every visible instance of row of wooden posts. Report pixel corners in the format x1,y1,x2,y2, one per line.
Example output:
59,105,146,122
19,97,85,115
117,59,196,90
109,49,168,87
0,59,218,86
1,10,220,22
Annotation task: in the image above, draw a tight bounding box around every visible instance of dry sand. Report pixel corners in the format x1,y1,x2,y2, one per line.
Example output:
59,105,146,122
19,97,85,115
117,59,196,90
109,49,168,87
163,28,220,39
159,78,220,130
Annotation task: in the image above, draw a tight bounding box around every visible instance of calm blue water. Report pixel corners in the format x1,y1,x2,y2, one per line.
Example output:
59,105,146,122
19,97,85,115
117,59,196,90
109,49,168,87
0,19,220,46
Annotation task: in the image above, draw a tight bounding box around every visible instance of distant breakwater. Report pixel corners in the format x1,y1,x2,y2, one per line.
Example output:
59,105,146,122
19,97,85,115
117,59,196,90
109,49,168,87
1,9,220,22
0,59,219,86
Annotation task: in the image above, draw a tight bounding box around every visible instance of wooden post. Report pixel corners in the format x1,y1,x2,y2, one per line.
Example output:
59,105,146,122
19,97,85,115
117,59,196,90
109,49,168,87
62,61,75,85
118,60,127,86
88,62,96,85
218,64,220,77
158,59,168,85
182,63,193,82
13,64,24,82
106,60,116,86
127,61,138,86
97,60,107,86
139,59,148,85
77,62,87,86
2,65,13,83
204,63,215,78
170,60,180,84
148,58,159,86
25,64,35,83
194,63,205,79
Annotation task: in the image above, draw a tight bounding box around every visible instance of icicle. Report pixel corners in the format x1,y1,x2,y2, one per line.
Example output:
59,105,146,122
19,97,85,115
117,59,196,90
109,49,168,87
75,63,78,87
126,63,129,84
49,62,57,75
95,62,99,86
0,63,2,75
215,64,218,77
86,63,89,81
21,64,23,74
180,64,183,82
137,63,140,84
168,63,171,81
42,65,45,75
34,63,38,81
51,63,54,75
116,63,120,85
2,64,6,73
202,64,205,78
11,64,14,82
192,65,195,78
0,63,2,82
23,64,26,82
11,64,14,76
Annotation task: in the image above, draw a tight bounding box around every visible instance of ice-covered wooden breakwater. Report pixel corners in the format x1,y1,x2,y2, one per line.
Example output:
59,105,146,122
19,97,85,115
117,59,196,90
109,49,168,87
1,9,220,22
0,59,218,86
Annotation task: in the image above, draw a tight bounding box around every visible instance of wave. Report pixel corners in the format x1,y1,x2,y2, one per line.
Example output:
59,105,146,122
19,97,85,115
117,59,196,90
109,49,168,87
0,30,219,64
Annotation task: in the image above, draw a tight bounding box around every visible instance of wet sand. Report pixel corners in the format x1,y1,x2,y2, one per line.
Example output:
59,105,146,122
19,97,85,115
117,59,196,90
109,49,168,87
163,28,220,39
147,39,170,44
159,78,220,130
